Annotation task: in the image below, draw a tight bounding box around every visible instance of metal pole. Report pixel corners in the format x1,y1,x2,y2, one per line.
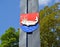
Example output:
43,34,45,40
27,0,28,13
26,33,28,47
26,0,28,47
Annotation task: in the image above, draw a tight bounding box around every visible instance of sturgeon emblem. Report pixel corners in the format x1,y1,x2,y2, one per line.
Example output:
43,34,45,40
20,13,39,26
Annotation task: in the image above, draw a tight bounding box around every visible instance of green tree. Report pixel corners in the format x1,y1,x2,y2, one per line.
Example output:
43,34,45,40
40,3,60,47
0,27,19,47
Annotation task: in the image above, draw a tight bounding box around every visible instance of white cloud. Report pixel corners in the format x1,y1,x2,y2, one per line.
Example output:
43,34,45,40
38,0,51,6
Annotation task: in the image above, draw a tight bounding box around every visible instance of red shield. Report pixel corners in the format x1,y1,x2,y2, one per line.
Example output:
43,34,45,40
20,12,39,26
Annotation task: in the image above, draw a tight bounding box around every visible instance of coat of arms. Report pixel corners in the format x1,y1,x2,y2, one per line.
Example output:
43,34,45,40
20,12,39,26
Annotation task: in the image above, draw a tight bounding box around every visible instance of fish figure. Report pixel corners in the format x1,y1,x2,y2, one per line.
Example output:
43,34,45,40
20,13,39,26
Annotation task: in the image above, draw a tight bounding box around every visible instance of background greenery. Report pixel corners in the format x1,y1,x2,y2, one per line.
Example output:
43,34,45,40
0,3,60,47
40,3,60,47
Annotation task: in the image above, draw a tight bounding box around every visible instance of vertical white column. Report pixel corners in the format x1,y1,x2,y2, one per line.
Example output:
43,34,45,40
19,0,40,47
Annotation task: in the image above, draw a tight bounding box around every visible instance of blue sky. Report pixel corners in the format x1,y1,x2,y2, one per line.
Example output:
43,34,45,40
0,0,59,36
0,0,20,36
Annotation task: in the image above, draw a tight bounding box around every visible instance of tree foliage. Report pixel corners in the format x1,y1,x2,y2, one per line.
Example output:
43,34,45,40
40,3,60,47
0,27,19,47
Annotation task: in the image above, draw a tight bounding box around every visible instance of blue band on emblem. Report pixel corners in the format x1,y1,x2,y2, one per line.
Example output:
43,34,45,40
20,23,39,32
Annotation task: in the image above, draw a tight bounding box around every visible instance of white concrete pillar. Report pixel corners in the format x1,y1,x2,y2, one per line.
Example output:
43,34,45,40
19,0,40,47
